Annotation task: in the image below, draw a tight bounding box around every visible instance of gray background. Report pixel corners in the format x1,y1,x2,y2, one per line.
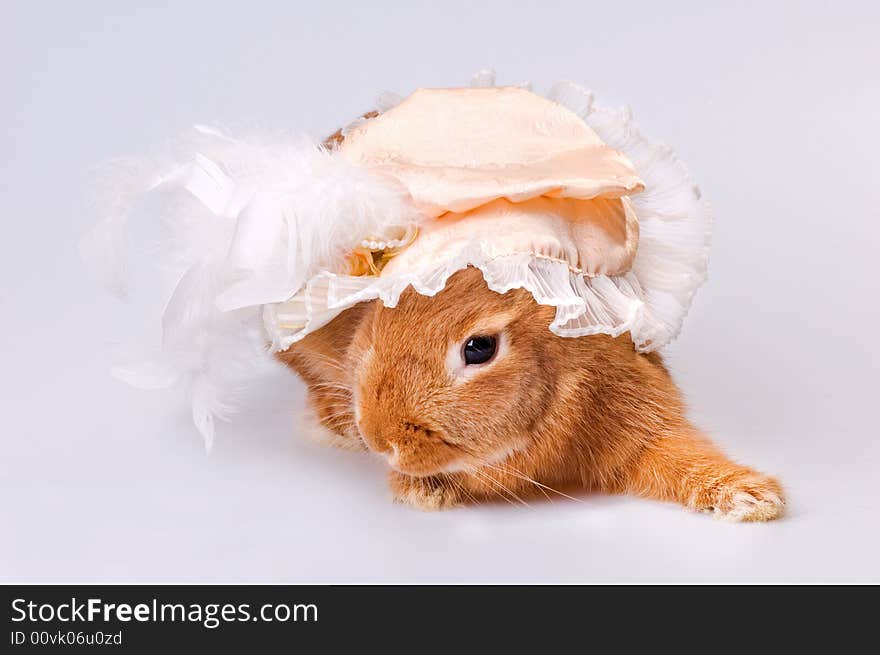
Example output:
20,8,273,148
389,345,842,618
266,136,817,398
2,0,878,582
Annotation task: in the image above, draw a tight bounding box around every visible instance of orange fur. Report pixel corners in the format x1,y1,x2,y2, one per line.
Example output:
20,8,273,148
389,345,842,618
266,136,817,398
275,117,784,520
279,267,784,520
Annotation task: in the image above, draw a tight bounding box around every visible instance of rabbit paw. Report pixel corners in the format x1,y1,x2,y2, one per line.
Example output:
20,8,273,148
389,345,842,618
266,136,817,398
692,472,785,522
389,472,463,511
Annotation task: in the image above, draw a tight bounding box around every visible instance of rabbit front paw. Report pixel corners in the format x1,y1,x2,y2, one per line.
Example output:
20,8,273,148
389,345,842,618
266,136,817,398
389,471,463,511
691,472,785,522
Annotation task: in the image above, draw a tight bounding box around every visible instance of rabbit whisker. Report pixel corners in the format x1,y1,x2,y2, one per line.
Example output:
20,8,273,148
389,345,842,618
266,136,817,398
479,460,583,504
467,466,530,507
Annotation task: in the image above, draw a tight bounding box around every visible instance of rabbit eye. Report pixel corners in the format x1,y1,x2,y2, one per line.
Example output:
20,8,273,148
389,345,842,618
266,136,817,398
462,335,497,365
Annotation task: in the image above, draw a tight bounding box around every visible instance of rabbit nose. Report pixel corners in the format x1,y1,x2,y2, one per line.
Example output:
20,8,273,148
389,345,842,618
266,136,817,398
373,437,393,455
358,419,392,455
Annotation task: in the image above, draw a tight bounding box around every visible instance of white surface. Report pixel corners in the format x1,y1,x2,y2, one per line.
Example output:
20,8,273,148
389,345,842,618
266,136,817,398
2,0,878,583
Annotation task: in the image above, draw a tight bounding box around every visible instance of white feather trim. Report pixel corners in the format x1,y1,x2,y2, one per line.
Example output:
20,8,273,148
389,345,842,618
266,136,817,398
83,127,417,447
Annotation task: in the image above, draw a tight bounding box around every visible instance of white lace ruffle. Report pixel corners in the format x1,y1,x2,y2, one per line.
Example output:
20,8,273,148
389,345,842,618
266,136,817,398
581,93,712,350
267,243,647,351
267,76,712,353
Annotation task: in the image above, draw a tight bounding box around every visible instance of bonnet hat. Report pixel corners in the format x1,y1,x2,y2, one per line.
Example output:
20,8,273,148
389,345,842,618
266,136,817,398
84,71,712,447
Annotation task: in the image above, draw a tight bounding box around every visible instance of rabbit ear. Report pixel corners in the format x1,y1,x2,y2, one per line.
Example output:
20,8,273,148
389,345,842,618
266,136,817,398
322,110,380,151
277,303,372,386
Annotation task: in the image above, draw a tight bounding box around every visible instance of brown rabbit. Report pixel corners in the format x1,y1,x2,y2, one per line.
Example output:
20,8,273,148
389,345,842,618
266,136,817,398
277,118,785,521
280,265,784,521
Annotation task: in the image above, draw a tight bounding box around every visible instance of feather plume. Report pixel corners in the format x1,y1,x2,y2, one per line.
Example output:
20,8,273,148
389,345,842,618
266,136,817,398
83,126,417,448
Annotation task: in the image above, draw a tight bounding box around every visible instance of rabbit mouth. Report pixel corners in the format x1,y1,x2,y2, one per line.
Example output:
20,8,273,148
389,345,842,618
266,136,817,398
384,436,530,478
381,439,468,477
